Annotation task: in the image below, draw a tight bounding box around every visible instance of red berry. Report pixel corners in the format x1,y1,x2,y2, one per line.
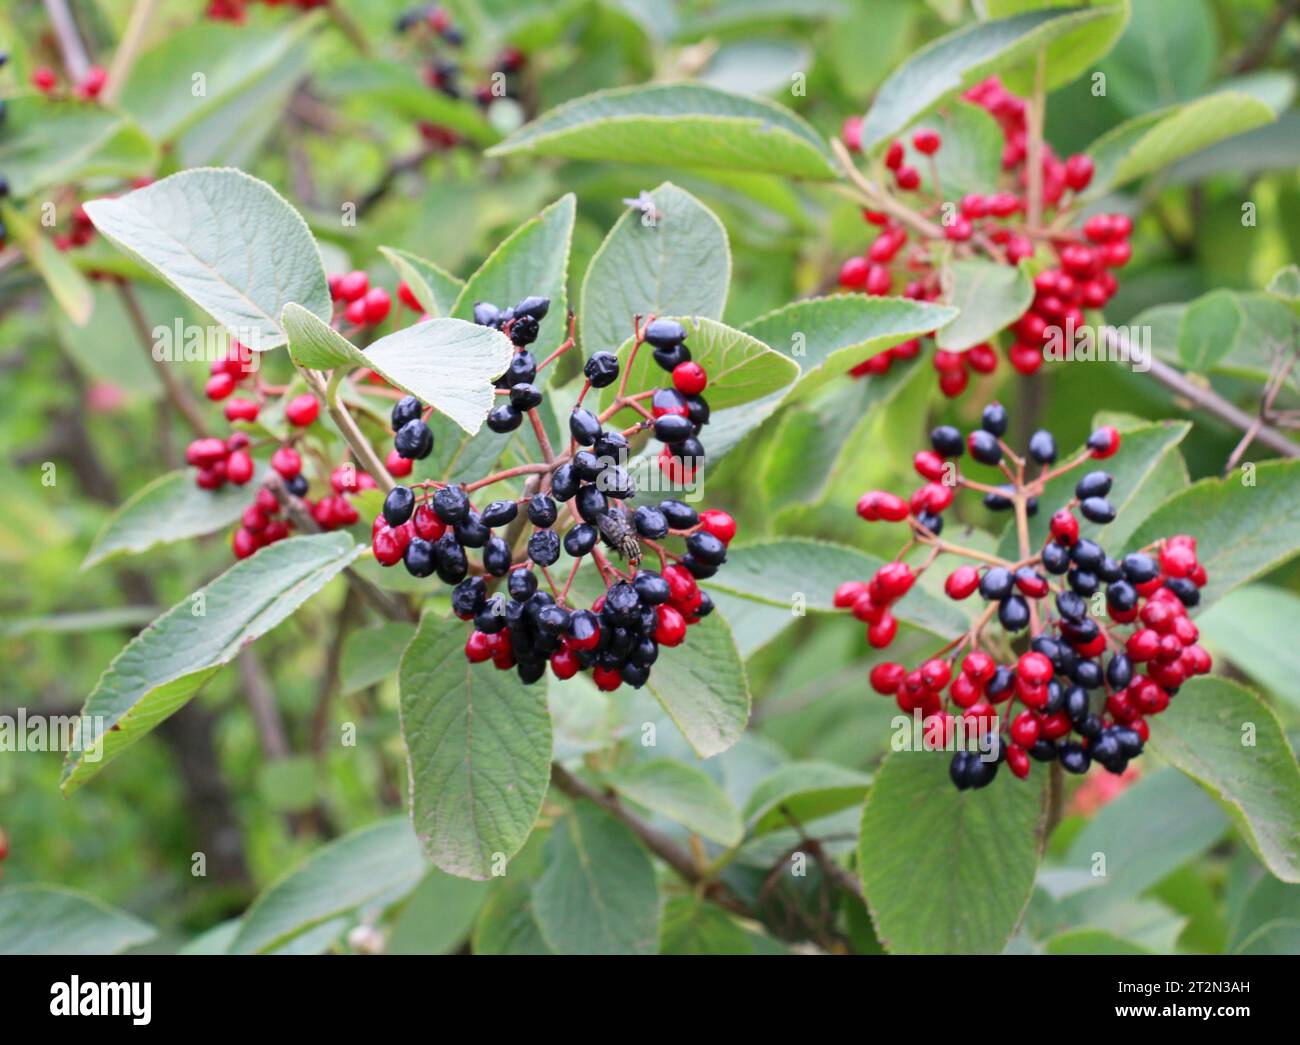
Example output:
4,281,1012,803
1049,509,1079,546
945,566,980,600
363,287,392,324
672,361,707,396
337,270,368,302
937,368,969,397
895,166,921,191
1007,744,1031,779
223,397,259,423
271,446,302,479
77,65,107,99
884,141,904,170
205,372,236,400
834,581,869,608
592,666,623,692
919,657,951,690
397,281,422,311
186,437,228,466
226,449,254,485
839,256,870,289
966,343,998,374
1010,711,1040,748
32,66,58,92
344,298,369,326
1088,424,1120,459
550,645,580,680
912,129,941,155
699,509,736,544
1063,154,1094,191
285,394,319,426
876,562,915,600
232,528,258,559
864,263,892,296
841,115,864,152
1017,651,1054,684
654,604,687,647
372,526,406,566
867,612,897,648
465,631,494,663
385,449,414,477
662,564,699,605
961,650,996,683
869,662,905,695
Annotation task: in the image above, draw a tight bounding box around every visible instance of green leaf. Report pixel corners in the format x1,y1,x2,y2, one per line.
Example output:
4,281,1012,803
0,202,93,325
378,246,465,317
897,101,1005,200
315,59,500,146
1125,459,1300,610
230,817,425,954
488,83,837,180
989,0,1130,98
386,870,491,954
1044,929,1150,955
340,622,418,695
61,532,361,794
1,606,158,639
118,18,317,143
1196,586,1300,711
1084,92,1276,196
1266,264,1300,317
532,804,660,955
0,885,156,955
602,317,798,420
1061,769,1228,908
858,751,1048,954
1163,110,1300,184
281,304,511,434
605,759,743,845
1227,874,1300,955
83,169,331,351
0,98,155,197
860,5,1125,151
706,539,967,638
935,259,1033,351
996,419,1191,559
742,761,873,836
740,295,958,400
55,283,164,400
643,613,750,759
580,182,730,357
1150,676,1300,884
659,895,757,954
83,468,260,569
1178,289,1242,373
1095,0,1213,115
451,195,576,357
399,613,553,879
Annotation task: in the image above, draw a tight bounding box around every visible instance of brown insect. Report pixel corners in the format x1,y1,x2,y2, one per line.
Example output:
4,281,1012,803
595,506,642,566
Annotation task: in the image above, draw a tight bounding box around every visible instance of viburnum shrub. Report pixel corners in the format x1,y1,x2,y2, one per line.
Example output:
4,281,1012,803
839,403,1211,789
371,296,732,690
838,76,1131,396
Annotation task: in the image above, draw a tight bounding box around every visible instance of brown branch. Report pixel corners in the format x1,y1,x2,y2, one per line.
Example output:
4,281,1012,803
118,283,210,437
549,763,751,916
102,0,158,105
42,0,91,81
1232,0,1300,73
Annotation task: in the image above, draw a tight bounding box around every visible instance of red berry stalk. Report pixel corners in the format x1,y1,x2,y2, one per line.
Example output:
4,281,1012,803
837,404,1211,789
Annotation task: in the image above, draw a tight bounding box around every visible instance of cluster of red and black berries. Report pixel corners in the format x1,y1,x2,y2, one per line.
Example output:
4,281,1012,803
839,76,1133,396
837,403,1211,788
394,5,526,148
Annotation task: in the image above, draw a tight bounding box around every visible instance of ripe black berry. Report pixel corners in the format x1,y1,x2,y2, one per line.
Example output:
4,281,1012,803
1079,497,1115,524
563,524,597,556
527,494,558,527
483,536,511,575
980,402,1008,436
509,315,539,346
473,302,501,327
1028,429,1057,464
435,534,468,583
1058,743,1090,774
571,450,602,481
551,463,578,500
644,318,685,349
967,430,1001,465
481,499,518,527
584,352,620,388
528,529,560,566
508,568,538,601
659,499,698,529
475,594,508,633
487,403,523,433
1075,471,1113,499
392,395,422,429
1071,539,1103,571
979,566,1013,600
383,486,415,526
686,531,727,566
1042,542,1070,574
1068,569,1098,596
452,577,487,619
514,295,550,320
455,513,489,548
633,571,670,604
1166,576,1200,607
510,383,543,410
569,408,602,446
1106,579,1137,612
504,352,537,386
998,594,1029,631
930,425,963,458
404,537,437,577
1123,552,1158,584
575,484,607,522
654,414,694,444
285,473,309,498
633,505,668,538
394,418,434,459
433,485,470,523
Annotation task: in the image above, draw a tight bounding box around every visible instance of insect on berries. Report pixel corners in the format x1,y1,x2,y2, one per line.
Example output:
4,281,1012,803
839,404,1210,789
369,299,735,692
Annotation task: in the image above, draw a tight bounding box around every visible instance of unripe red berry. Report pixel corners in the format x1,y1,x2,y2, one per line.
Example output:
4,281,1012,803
226,449,254,485
397,281,422,311
337,270,369,302
839,255,870,289
884,141,904,170
363,287,392,324
32,66,58,92
1017,651,1054,684
385,449,413,477
672,361,707,395
232,527,259,559
869,662,905,694
206,372,236,401
866,612,897,648
1063,153,1094,191
913,450,946,481
841,115,864,152
912,129,941,155
834,580,869,608
592,666,623,692
271,446,302,479
944,566,980,600
895,166,921,191
699,509,737,544
465,631,493,663
550,645,580,680
864,263,892,296
1007,744,1031,779
285,394,319,426
1050,509,1079,546
1010,711,1040,748
919,657,951,690
655,604,687,647
224,397,259,422
876,562,915,600
966,342,998,374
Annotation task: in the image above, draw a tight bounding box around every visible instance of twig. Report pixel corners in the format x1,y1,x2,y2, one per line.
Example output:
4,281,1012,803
103,0,158,105
298,367,396,491
118,282,209,436
42,0,91,81
1025,51,1046,231
1232,0,1300,72
1098,328,1298,458
831,138,945,240
549,763,750,916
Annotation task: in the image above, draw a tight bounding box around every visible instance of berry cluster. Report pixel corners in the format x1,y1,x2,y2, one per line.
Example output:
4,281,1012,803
839,76,1133,396
207,0,325,22
394,5,526,149
837,403,1211,788
369,301,736,691
30,62,107,99
328,269,398,330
